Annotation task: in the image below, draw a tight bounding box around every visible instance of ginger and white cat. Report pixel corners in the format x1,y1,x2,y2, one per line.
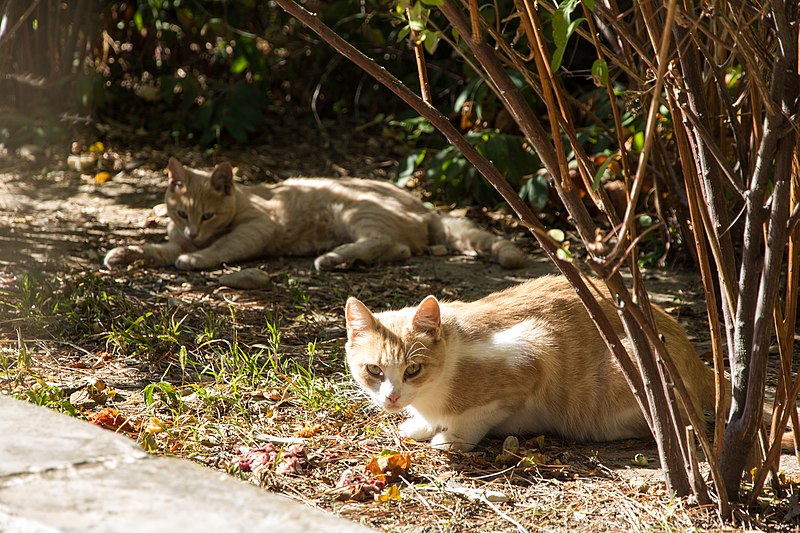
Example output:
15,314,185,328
344,275,715,451
104,158,525,271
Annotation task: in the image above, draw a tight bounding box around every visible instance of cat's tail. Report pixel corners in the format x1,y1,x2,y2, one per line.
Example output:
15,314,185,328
431,214,525,269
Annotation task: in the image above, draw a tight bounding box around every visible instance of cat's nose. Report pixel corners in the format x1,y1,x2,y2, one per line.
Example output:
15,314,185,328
387,392,400,404
184,228,198,241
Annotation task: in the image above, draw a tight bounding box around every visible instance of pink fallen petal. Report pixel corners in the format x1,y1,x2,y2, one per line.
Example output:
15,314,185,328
239,443,277,472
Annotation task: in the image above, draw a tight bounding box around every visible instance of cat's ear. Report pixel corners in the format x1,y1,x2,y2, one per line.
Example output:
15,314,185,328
411,296,441,338
167,157,187,190
345,298,376,341
210,162,234,195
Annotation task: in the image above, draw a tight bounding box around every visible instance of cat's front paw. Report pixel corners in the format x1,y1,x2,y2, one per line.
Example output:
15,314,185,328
104,246,145,268
399,417,436,441
430,432,476,452
313,253,348,271
175,253,215,270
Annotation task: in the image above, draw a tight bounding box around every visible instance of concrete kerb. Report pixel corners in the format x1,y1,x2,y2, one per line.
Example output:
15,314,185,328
0,395,372,532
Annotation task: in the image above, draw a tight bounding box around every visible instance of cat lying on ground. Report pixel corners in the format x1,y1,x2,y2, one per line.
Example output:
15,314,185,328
103,158,525,271
344,275,716,451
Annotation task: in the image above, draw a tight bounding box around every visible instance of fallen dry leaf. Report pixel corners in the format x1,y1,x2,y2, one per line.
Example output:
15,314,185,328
365,451,411,482
295,424,323,438
94,171,112,184
145,417,165,434
520,451,550,469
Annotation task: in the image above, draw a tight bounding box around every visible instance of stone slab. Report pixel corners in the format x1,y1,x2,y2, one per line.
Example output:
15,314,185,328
0,396,371,532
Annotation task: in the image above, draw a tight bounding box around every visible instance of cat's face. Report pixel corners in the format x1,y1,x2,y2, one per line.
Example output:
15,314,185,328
344,297,444,413
165,158,237,247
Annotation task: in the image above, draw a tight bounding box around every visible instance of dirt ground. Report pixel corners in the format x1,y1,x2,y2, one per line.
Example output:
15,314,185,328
1,136,799,531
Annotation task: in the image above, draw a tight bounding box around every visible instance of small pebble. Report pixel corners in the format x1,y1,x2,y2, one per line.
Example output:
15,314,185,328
502,435,520,453
428,244,448,256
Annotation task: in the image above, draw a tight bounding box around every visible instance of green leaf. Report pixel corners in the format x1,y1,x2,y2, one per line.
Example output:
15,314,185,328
592,154,614,190
550,48,566,73
518,173,550,210
143,383,156,406
134,10,144,31
556,247,573,262
550,0,583,71
632,131,645,152
363,26,386,47
638,214,653,228
408,1,425,22
397,26,410,43
230,55,249,74
409,19,425,32
422,0,444,5
550,14,568,71
396,150,425,186
591,58,608,87
547,228,566,243
422,30,439,54
567,18,585,36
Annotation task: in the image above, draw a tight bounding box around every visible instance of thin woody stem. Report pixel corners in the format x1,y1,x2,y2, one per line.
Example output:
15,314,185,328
406,7,431,104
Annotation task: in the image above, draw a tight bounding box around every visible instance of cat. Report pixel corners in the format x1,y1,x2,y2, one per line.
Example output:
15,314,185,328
103,158,525,272
344,275,716,451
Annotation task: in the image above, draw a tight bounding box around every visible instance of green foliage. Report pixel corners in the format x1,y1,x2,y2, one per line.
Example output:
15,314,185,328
143,381,182,412
0,110,67,150
7,272,118,337
103,308,188,359
280,341,350,412
550,0,587,71
396,1,441,54
591,59,608,87
164,79,267,144
22,379,78,416
3,271,201,362
3,0,423,146
397,127,549,209
92,1,281,144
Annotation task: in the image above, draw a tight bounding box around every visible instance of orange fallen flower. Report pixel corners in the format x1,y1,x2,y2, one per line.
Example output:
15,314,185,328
334,469,385,501
87,408,136,433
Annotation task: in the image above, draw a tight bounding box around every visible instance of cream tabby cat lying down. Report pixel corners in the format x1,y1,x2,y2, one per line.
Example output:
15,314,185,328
103,158,525,271
345,275,715,451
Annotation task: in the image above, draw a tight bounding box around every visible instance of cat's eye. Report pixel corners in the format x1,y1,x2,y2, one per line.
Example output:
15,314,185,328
404,363,422,378
176,210,188,219
366,364,382,377
201,212,214,221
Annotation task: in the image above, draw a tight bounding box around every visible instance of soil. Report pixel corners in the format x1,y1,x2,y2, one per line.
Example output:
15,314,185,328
1,134,798,532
